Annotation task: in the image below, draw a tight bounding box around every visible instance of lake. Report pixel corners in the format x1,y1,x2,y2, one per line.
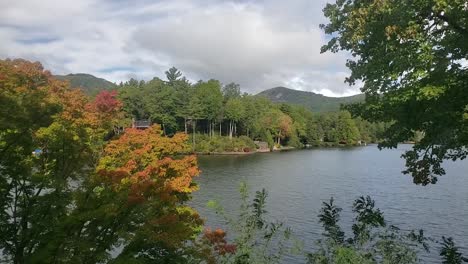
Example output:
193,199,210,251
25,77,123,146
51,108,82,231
191,144,468,263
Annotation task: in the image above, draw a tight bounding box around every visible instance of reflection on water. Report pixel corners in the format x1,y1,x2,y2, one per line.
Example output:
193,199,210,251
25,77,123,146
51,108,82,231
191,145,468,263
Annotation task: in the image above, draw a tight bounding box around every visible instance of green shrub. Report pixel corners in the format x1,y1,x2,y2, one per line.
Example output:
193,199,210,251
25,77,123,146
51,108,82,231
191,134,256,153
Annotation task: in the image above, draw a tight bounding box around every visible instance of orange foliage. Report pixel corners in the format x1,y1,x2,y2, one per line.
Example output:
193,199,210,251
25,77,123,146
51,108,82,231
97,125,199,204
0,59,62,128
0,59,121,134
95,125,202,251
278,113,293,138
1,59,122,162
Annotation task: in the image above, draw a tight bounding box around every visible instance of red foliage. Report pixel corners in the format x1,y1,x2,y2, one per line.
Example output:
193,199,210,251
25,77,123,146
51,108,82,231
203,228,237,255
93,90,122,114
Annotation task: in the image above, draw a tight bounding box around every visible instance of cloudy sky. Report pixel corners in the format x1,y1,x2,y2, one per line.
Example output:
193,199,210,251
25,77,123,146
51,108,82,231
0,0,361,96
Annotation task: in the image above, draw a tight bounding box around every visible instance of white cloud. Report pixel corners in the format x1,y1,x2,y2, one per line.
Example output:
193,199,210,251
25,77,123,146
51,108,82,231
0,0,361,96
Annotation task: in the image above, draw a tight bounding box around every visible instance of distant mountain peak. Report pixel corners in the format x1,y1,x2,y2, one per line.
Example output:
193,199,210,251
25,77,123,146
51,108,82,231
65,73,95,77
257,87,364,112
54,73,116,95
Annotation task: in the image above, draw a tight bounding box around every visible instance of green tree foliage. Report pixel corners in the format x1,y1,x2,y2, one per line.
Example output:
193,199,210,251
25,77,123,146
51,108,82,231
118,67,384,150
205,186,467,264
191,80,224,137
0,59,121,263
321,0,468,184
141,78,178,135
225,98,245,139
222,82,241,101
204,183,301,264
440,236,468,264
0,59,203,263
165,66,183,83
118,78,147,119
335,111,361,145
306,111,363,145
318,198,345,244
190,134,256,153
308,196,431,264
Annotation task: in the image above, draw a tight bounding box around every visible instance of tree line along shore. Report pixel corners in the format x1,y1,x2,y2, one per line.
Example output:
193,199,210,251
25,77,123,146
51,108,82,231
117,67,392,154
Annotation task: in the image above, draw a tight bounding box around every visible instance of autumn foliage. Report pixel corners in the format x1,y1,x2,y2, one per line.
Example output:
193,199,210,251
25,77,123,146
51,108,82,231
97,125,199,202
203,228,237,255
93,90,122,113
92,125,203,260
0,59,204,263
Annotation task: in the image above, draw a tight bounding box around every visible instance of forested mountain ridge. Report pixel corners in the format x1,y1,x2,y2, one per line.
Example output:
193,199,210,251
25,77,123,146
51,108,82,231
257,86,364,112
54,73,117,95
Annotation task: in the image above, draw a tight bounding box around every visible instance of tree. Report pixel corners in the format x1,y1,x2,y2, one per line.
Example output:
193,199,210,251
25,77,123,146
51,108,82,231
335,111,361,144
205,182,300,264
86,125,202,263
0,59,203,263
142,78,178,135
222,82,241,102
224,98,245,139
0,59,63,263
118,80,148,119
93,90,122,115
306,115,325,144
440,237,468,264
308,196,431,264
241,96,273,140
165,66,182,83
260,109,293,146
0,59,122,263
171,76,193,134
191,80,223,138
280,104,314,146
321,0,468,185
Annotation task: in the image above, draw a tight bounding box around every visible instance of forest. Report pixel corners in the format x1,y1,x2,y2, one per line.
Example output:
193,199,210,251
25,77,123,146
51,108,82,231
2,0,467,262
117,67,387,153
0,54,465,263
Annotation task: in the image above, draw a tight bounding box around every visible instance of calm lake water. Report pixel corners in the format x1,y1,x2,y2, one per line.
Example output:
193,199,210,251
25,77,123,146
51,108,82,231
191,145,468,263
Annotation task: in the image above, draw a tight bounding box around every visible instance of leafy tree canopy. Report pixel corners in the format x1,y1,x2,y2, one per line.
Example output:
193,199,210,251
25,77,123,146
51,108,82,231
321,0,468,185
165,66,183,83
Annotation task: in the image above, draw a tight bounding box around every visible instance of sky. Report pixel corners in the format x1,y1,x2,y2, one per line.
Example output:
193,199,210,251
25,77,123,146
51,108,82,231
0,0,361,97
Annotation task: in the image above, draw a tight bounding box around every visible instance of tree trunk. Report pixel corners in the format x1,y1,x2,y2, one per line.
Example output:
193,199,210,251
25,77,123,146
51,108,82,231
192,120,196,150
162,123,166,135
184,117,187,134
229,121,233,140
212,121,215,138
219,122,222,136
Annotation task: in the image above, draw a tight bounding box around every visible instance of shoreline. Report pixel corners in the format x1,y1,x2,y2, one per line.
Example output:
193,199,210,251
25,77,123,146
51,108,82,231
194,143,384,156
195,146,296,155
195,151,257,155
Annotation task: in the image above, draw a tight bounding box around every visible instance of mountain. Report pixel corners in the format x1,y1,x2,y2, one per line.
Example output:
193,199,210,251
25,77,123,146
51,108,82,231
54,73,117,95
257,86,364,112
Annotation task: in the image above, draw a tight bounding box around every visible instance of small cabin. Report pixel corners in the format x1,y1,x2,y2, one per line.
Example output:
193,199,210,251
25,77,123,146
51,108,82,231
132,118,151,129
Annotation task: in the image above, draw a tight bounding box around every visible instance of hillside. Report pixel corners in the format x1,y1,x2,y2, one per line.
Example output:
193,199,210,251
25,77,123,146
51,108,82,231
257,86,364,112
54,73,117,95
